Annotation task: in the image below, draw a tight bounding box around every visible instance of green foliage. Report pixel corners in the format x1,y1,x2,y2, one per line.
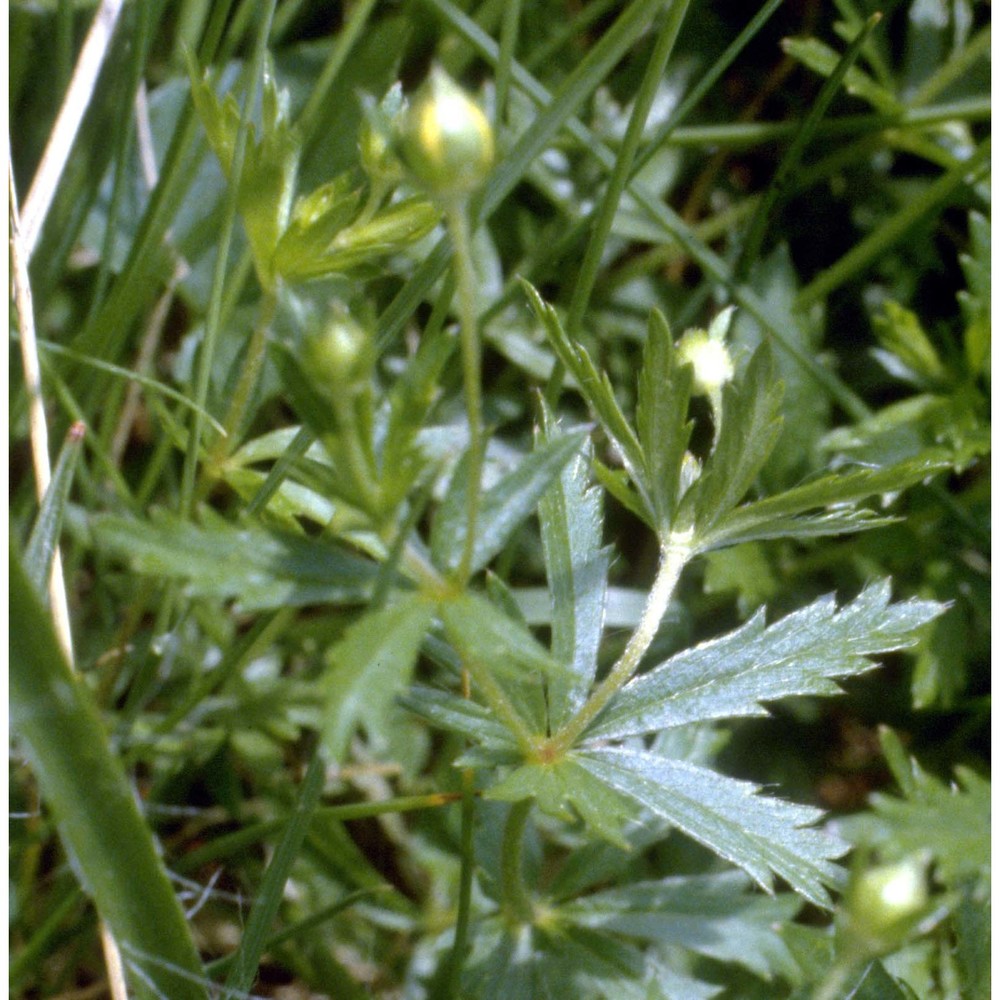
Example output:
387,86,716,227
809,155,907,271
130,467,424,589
10,1,987,997
10,549,206,999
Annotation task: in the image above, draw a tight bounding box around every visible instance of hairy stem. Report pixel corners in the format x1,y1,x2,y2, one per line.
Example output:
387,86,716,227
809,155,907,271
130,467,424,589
201,287,279,494
546,531,693,755
445,202,484,584
441,767,476,997
500,799,535,925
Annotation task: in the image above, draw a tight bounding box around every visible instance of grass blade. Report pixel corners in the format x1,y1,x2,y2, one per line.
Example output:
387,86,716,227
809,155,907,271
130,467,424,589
220,749,326,996
24,422,86,594
10,546,207,1000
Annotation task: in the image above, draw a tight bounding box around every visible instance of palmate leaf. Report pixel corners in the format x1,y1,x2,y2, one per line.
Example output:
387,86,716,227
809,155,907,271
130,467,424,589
577,747,848,907
399,685,519,750
464,917,645,1000
322,594,435,761
588,580,944,740
440,592,569,734
635,309,694,532
696,449,952,551
561,871,801,982
841,761,990,890
91,512,377,610
682,345,784,536
487,757,637,849
537,411,610,728
430,429,588,575
522,280,649,506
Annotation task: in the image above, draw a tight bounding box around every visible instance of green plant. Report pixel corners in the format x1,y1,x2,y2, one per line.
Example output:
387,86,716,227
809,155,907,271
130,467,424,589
10,1,989,997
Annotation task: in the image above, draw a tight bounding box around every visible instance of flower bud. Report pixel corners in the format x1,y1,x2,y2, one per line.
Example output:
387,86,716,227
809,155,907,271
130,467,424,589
396,66,494,200
676,329,734,398
841,853,931,956
303,306,373,391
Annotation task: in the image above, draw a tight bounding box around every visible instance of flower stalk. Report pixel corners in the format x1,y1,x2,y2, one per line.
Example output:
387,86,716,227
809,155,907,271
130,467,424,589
544,529,694,756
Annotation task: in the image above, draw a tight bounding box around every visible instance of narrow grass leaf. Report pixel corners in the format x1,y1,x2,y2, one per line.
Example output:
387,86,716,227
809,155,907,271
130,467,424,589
564,0,691,340
222,749,326,997
10,547,207,1000
590,580,945,739
25,422,85,594
578,747,847,907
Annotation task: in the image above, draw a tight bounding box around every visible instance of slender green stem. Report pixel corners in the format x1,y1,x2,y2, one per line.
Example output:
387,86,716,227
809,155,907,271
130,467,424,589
565,0,689,342
355,178,391,228
796,137,991,311
180,0,278,518
547,531,693,756
632,0,784,176
441,767,477,998
737,13,881,280
326,387,383,519
500,799,535,925
494,0,523,130
296,0,380,140
201,287,279,490
445,202,485,585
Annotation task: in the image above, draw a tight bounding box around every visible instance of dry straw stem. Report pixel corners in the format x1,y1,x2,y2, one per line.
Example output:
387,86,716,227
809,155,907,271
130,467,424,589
9,152,74,664
19,0,126,257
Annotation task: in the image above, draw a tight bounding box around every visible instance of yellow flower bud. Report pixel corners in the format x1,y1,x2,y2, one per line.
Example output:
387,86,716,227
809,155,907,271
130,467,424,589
676,329,734,397
841,853,931,955
397,66,494,200
303,306,373,391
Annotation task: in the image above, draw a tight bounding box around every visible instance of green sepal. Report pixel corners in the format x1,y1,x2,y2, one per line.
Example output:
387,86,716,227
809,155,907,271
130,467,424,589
275,192,439,281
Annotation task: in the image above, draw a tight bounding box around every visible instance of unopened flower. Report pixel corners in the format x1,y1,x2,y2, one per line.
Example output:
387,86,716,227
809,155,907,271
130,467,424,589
303,305,373,391
396,66,494,200
840,853,932,956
